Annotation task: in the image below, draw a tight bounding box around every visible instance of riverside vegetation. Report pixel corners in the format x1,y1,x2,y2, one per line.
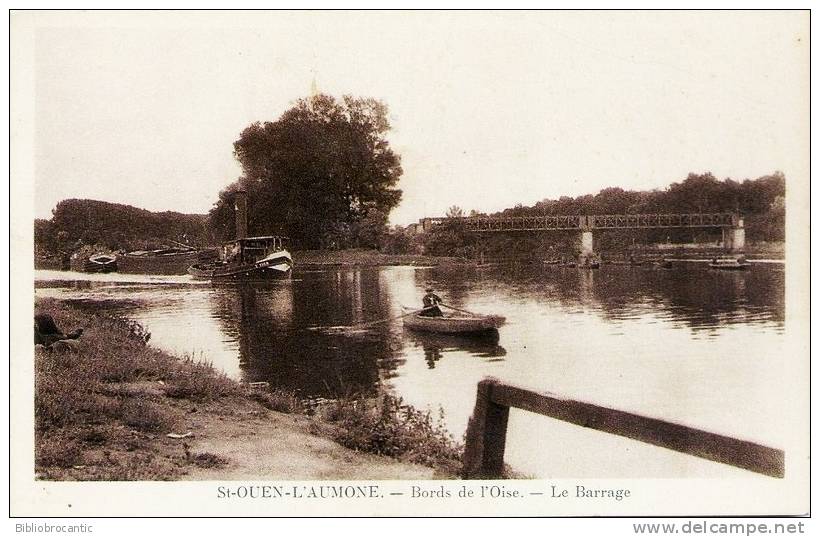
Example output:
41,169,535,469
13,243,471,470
35,172,785,267
35,299,463,480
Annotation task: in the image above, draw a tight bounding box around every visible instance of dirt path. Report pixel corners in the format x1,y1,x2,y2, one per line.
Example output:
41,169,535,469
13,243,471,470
177,398,439,480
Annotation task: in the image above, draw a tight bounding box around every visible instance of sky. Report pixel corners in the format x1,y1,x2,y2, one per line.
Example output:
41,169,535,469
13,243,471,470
26,10,808,225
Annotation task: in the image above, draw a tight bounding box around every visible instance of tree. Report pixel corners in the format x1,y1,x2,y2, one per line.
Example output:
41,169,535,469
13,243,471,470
209,94,403,248
446,205,464,218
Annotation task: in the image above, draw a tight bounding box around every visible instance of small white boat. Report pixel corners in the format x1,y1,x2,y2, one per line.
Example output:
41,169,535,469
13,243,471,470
709,257,751,270
402,307,505,335
70,252,118,273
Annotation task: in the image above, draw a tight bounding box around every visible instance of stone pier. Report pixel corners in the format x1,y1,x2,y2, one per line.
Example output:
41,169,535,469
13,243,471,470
724,215,745,253
576,216,597,263
579,229,595,261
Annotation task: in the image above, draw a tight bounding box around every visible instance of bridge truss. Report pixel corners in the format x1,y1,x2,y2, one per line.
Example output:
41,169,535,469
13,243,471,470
460,213,738,232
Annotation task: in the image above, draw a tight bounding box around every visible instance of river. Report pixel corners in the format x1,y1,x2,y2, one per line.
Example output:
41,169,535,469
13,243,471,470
35,261,786,479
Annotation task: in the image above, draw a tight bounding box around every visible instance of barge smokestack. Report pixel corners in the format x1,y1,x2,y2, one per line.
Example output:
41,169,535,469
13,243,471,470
234,190,248,240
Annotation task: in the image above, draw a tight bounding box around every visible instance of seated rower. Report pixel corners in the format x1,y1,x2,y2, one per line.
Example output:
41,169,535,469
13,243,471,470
420,288,443,317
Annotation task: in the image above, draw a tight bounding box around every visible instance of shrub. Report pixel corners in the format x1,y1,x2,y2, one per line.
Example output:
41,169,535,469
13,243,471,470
190,452,229,469
117,398,178,433
163,357,239,400
324,393,463,471
248,388,304,414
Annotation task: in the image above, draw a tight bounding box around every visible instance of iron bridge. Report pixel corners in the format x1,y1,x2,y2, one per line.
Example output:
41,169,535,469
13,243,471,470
459,213,739,232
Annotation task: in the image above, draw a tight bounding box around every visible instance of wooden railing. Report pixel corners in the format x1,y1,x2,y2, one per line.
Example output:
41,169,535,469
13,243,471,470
462,378,784,479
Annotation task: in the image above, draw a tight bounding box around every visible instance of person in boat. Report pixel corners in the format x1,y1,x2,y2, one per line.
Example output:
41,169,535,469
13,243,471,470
420,288,444,317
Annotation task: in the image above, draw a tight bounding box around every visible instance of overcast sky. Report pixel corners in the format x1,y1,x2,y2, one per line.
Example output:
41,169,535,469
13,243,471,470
28,10,808,224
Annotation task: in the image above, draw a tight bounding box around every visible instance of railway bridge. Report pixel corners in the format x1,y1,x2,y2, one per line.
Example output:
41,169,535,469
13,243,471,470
418,212,745,260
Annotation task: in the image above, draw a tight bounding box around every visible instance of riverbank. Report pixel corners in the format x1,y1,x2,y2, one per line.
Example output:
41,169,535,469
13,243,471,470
293,248,466,267
34,299,462,480
624,241,784,260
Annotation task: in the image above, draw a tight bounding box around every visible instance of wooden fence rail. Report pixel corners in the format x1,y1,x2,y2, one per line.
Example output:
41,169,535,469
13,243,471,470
462,378,784,479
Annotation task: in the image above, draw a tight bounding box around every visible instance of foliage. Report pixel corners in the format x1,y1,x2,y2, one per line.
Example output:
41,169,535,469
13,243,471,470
35,299,463,480
446,205,464,218
387,172,786,259
208,94,403,249
34,300,245,479
248,388,305,414
35,199,213,254
318,393,463,472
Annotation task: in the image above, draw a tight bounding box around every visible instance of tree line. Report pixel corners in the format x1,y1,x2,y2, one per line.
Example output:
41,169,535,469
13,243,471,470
34,92,785,260
35,199,212,255
384,172,786,259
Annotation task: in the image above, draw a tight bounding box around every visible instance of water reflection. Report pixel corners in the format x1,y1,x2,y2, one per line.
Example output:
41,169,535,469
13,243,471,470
404,331,507,369
429,263,784,333
207,277,399,397
34,262,786,477
35,263,784,388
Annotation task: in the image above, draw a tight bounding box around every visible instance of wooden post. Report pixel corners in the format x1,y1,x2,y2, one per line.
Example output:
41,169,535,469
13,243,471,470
463,377,784,478
463,378,510,478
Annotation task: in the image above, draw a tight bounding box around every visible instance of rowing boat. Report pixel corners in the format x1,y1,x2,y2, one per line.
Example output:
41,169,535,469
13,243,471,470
402,307,505,335
709,257,751,270
70,252,118,273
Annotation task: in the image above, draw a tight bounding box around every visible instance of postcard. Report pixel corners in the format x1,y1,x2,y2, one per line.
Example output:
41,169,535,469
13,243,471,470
10,9,810,518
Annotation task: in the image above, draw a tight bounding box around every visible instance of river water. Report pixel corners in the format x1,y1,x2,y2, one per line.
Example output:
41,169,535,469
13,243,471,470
35,261,786,478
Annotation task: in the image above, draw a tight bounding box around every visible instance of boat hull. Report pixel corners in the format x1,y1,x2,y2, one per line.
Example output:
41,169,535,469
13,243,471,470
709,257,751,270
120,249,217,275
70,254,118,273
188,251,292,281
709,263,750,270
402,308,505,335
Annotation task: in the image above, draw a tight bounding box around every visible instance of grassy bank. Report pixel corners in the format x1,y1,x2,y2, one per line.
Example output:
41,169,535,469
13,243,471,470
626,241,784,260
293,248,466,267
34,299,463,480
292,243,785,269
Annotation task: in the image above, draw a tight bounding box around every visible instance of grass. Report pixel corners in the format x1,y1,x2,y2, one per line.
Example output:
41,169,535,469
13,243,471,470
314,393,464,475
34,298,465,480
34,299,241,479
247,387,306,414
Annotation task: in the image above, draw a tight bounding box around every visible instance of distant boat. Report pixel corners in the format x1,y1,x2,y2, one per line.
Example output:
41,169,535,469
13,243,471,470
188,236,292,280
402,307,505,335
709,257,751,270
71,252,118,273
578,256,601,269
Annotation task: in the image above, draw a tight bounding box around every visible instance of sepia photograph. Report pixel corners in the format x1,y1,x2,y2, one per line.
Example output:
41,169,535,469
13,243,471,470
10,9,810,519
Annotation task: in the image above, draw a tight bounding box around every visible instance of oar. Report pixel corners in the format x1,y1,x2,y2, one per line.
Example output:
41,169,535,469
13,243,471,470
309,306,436,333
439,303,482,317
167,239,197,251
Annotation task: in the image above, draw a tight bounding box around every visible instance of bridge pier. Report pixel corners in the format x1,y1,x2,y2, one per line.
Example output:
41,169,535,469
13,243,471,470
578,229,595,262
723,215,745,253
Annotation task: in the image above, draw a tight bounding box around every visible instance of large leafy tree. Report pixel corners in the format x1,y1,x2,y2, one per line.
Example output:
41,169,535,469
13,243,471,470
209,94,403,248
